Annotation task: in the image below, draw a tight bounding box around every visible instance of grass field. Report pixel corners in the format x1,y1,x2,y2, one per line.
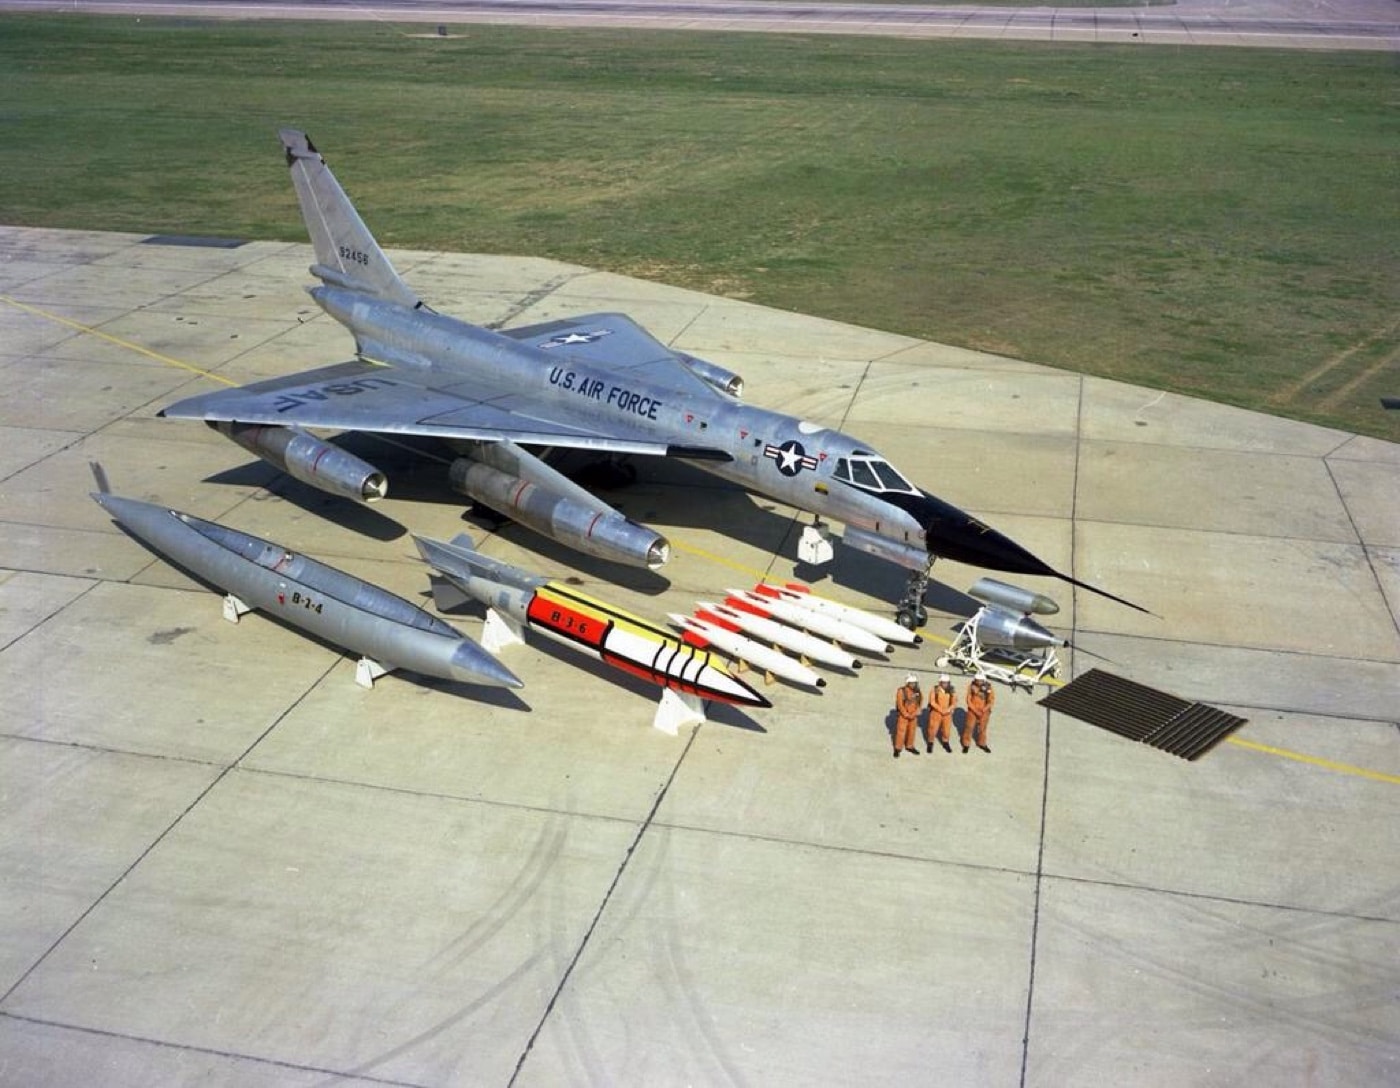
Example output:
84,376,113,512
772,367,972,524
1,15,1395,438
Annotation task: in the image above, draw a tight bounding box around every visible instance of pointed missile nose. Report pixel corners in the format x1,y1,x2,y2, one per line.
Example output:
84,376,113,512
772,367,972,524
450,640,524,689
975,608,1065,653
90,490,175,541
91,489,145,522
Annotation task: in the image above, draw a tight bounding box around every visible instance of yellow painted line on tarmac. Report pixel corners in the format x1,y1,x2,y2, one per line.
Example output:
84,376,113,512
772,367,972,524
671,536,773,581
0,294,236,386
14,294,1392,787
675,536,1397,784
1224,735,1400,785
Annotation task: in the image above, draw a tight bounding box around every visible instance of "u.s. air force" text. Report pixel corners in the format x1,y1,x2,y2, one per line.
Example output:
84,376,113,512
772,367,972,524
548,367,662,420
274,377,399,413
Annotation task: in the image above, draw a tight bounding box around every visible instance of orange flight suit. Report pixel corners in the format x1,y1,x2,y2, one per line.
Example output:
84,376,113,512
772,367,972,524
928,682,957,747
965,679,995,750
894,683,921,754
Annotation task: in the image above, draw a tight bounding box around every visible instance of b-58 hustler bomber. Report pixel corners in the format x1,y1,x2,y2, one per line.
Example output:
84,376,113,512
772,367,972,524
161,129,1141,628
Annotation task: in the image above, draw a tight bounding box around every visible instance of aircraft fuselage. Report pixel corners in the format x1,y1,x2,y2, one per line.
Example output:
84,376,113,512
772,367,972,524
314,285,929,560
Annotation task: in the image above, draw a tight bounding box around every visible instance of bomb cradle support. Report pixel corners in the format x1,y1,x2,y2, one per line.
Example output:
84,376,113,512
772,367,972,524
936,609,1061,691
934,578,1065,691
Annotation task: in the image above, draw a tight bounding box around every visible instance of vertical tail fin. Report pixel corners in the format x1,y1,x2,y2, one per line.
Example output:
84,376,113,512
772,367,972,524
278,129,420,309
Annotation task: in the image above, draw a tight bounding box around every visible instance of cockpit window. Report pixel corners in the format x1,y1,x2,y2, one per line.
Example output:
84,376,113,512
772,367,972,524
848,458,881,489
872,461,914,492
834,454,917,495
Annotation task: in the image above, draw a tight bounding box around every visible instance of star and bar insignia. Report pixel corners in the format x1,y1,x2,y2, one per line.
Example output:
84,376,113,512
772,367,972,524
540,329,613,349
763,439,819,477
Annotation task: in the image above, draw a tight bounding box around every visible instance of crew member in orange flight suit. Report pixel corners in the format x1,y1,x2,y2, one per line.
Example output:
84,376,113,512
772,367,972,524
964,673,995,753
927,674,956,753
893,674,922,758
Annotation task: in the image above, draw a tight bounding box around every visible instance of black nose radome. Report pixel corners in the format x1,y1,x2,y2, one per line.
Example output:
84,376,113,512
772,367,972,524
910,491,1150,614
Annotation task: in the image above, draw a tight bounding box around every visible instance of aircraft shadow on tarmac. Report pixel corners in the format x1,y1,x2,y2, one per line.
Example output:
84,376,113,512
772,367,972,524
207,435,988,620
105,516,531,710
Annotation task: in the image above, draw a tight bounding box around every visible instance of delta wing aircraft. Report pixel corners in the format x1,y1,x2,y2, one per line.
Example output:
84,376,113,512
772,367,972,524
162,130,1139,627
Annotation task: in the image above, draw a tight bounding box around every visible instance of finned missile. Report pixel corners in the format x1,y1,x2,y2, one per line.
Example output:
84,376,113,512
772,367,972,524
88,467,520,691
974,606,1065,652
968,577,1060,617
725,589,892,655
670,613,826,692
699,600,860,672
414,534,769,709
751,582,922,647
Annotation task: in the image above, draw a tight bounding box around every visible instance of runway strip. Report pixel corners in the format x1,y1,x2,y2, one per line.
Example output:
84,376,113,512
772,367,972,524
1,0,1396,50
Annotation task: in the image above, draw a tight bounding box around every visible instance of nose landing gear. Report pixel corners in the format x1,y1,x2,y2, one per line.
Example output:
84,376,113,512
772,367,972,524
896,560,933,630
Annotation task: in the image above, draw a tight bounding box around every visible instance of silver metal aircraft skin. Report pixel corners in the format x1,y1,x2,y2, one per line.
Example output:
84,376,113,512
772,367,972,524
414,533,772,711
88,465,522,691
160,129,1140,624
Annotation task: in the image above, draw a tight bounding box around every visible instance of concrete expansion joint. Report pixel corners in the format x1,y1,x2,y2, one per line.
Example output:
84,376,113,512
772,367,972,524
4,223,1397,1084
490,270,592,330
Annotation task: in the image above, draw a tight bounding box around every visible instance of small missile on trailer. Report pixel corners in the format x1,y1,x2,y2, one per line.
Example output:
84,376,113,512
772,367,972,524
414,534,770,710
700,600,860,671
974,607,1065,653
751,582,922,646
725,588,892,655
87,464,520,691
670,612,827,691
968,577,1060,617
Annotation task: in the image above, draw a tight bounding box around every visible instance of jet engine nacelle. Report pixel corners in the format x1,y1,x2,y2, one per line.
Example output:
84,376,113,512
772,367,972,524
678,355,744,398
974,607,1064,652
449,459,670,570
841,524,928,573
215,422,387,503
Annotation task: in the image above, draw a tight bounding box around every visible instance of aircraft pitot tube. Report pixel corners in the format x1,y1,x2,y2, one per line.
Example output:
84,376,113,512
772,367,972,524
158,129,1148,623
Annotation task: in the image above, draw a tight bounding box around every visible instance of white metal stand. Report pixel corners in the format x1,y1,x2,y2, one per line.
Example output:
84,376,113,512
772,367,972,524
798,523,835,566
935,608,1060,691
481,607,526,655
653,687,705,735
355,656,391,689
222,593,251,624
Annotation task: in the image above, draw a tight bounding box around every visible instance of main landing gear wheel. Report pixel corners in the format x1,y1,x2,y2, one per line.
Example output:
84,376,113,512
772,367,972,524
897,605,928,631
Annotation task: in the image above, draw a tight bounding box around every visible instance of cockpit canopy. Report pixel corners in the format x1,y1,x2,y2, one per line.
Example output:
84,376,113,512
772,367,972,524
833,452,918,495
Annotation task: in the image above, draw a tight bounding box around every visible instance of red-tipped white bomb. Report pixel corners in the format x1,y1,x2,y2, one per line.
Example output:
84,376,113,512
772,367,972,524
697,601,861,671
671,613,827,691
725,589,892,655
753,582,922,646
